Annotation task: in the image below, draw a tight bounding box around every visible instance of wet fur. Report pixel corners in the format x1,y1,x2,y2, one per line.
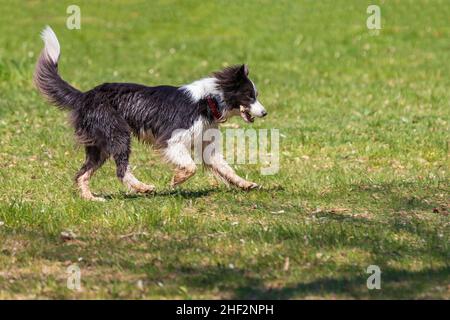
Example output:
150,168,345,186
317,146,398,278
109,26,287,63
34,27,263,200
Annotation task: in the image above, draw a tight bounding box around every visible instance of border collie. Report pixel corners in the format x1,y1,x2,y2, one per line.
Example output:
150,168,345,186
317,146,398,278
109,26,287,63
34,26,267,201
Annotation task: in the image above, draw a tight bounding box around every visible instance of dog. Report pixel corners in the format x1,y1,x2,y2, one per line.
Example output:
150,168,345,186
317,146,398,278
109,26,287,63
34,26,268,201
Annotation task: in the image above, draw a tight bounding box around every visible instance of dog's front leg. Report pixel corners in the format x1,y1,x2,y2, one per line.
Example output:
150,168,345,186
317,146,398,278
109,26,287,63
204,146,258,190
171,165,197,187
164,143,197,188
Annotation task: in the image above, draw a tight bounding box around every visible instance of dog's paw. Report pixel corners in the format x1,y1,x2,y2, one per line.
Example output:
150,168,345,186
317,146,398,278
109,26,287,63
131,183,156,194
239,181,259,190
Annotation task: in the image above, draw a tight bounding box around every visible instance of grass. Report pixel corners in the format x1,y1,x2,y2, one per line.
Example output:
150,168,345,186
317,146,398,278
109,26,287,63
0,0,449,299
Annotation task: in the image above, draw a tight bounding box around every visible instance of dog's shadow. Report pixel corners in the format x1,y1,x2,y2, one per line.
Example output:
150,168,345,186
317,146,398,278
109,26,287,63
95,184,279,201
98,188,216,201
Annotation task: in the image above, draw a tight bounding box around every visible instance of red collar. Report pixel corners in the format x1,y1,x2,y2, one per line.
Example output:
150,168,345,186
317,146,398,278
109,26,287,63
206,97,225,122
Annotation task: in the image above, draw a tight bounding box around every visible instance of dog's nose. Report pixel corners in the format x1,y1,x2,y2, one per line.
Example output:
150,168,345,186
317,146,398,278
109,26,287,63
261,111,267,117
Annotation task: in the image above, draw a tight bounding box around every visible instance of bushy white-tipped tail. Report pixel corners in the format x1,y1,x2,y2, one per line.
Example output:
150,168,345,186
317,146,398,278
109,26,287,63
41,26,60,64
34,26,82,110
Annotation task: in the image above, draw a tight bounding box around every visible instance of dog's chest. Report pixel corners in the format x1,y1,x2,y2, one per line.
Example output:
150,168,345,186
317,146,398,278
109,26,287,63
182,118,217,147
191,118,216,141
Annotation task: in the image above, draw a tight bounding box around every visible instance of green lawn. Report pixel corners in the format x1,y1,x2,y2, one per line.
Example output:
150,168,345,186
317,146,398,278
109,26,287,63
0,0,449,299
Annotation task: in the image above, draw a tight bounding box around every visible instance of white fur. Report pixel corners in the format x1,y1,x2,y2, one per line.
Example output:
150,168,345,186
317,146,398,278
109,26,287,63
182,77,222,102
164,118,210,168
41,26,60,63
123,166,141,187
248,79,266,117
167,118,207,147
122,166,155,192
164,143,196,169
250,79,258,95
249,100,267,117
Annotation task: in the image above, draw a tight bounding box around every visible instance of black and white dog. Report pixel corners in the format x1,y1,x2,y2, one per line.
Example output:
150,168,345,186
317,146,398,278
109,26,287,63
34,27,267,201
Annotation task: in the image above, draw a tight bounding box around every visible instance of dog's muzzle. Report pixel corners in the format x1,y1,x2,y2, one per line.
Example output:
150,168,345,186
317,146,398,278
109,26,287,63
240,100,267,123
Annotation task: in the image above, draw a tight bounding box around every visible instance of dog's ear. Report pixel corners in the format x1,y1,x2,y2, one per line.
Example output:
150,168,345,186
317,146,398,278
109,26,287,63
239,64,249,77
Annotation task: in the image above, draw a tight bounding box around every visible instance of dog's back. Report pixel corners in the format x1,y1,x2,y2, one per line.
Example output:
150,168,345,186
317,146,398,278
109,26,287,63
80,83,209,146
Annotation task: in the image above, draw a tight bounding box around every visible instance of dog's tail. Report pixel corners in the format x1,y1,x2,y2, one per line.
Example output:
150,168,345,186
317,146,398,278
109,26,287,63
34,26,83,110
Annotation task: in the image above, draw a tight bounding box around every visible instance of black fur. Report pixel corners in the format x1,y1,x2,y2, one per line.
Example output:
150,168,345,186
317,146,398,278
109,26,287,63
214,64,257,109
34,42,258,185
72,83,213,149
34,52,83,109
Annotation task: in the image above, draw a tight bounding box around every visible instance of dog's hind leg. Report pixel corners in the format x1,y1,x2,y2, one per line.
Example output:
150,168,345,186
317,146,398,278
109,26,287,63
75,146,108,201
164,143,197,188
123,165,156,193
113,141,155,194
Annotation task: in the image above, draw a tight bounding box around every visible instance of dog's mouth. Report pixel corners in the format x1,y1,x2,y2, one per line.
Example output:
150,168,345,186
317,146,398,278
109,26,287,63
240,105,254,123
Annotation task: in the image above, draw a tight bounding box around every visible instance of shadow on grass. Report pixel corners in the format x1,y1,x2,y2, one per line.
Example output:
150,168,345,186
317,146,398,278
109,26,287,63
175,265,450,299
3,179,447,298
98,188,217,200
349,181,442,212
95,184,282,201
11,213,448,299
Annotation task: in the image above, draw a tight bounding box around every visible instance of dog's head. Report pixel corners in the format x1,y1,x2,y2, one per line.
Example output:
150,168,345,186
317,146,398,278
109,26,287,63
214,65,267,123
